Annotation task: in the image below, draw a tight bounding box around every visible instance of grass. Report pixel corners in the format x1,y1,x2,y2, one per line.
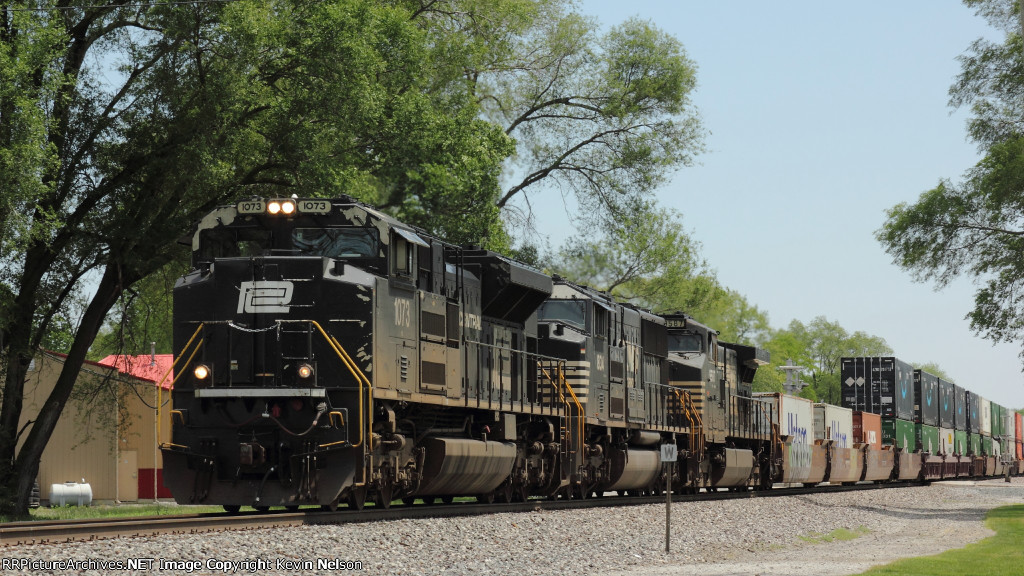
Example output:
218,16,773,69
1,503,226,523
857,504,1024,576
799,525,871,544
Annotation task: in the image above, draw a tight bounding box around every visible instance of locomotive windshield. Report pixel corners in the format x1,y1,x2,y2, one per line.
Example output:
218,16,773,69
292,228,379,258
537,300,587,330
668,333,703,353
199,228,272,260
198,227,381,260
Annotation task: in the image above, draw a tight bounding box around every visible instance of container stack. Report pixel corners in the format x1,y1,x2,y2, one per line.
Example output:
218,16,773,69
953,384,967,457
841,357,915,451
967,390,982,457
841,356,1019,480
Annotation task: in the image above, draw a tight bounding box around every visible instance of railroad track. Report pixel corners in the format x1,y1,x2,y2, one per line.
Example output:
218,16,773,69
0,481,919,547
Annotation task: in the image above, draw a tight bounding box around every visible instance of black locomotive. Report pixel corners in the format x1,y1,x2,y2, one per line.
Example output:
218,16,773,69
160,197,1018,511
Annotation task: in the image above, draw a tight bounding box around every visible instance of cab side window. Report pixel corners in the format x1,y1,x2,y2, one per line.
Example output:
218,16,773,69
391,234,413,278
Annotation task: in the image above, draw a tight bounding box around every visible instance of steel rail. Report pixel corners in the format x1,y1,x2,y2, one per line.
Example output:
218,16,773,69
0,480,925,547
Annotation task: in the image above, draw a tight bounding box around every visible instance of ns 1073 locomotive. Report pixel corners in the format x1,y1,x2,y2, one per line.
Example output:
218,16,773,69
160,196,780,511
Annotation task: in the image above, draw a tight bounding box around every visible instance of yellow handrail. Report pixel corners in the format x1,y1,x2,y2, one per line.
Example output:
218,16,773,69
538,361,585,462
157,323,205,449
306,321,372,450
674,389,704,457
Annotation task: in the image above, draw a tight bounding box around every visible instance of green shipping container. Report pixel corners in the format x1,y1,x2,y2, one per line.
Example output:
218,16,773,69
970,433,981,456
955,430,968,456
916,423,940,454
883,418,917,451
983,434,993,456
992,403,1003,437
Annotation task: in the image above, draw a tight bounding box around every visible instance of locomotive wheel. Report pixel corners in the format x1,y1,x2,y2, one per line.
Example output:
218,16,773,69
441,495,454,504
402,497,417,506
253,505,269,512
347,486,367,511
477,492,495,504
512,484,528,502
421,496,436,505
322,498,339,512
285,505,299,512
495,480,514,504
375,486,394,509
223,505,241,513
571,482,588,500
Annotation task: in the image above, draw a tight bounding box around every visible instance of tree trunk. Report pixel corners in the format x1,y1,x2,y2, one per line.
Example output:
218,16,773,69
3,263,128,515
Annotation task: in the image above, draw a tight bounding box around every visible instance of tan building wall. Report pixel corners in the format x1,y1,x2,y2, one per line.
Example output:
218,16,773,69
17,352,172,503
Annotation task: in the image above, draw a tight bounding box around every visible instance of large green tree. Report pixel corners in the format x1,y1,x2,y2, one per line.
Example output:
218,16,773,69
0,0,509,516
0,0,708,516
465,2,705,234
552,199,721,315
878,0,1024,364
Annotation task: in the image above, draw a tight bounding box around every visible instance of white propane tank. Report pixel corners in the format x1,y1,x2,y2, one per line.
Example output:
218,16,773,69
49,479,93,507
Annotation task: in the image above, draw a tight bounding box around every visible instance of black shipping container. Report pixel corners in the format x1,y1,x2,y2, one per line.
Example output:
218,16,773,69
954,384,967,431
966,390,981,434
841,357,914,420
938,378,955,429
913,369,939,426
841,357,876,414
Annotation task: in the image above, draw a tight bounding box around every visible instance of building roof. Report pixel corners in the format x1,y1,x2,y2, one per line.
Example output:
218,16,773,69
97,354,175,389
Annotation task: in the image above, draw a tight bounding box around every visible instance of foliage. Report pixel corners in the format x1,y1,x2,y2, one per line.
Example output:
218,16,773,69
860,504,1024,576
0,0,514,515
695,288,772,346
0,0,709,517
465,1,706,233
914,362,953,381
552,199,720,314
751,317,891,400
878,0,1024,365
89,258,188,360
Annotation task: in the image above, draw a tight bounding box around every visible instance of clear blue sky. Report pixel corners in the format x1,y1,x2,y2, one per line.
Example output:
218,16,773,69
531,2,1024,408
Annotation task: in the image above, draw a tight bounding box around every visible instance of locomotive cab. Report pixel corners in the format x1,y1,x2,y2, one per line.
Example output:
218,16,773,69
664,313,772,489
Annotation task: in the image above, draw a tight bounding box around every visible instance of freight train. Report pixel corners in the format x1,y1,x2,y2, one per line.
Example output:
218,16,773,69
159,197,1022,511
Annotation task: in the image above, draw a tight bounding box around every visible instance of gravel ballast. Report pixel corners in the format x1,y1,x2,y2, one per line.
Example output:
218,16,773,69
4,478,1023,575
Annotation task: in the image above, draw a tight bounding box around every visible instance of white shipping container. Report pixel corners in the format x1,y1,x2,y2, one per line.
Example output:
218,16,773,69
981,397,992,436
814,403,853,449
993,438,1002,457
1005,411,1017,443
757,393,814,481
940,427,955,455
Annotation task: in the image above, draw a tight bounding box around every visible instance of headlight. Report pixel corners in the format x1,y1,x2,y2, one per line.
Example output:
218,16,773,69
267,199,295,215
297,363,314,379
194,364,211,380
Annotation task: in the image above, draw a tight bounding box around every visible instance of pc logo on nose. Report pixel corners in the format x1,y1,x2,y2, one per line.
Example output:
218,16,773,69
237,281,294,314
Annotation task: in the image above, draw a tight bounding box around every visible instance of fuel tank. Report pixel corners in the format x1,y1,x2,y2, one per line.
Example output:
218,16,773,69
711,448,754,488
415,438,517,496
604,448,661,491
